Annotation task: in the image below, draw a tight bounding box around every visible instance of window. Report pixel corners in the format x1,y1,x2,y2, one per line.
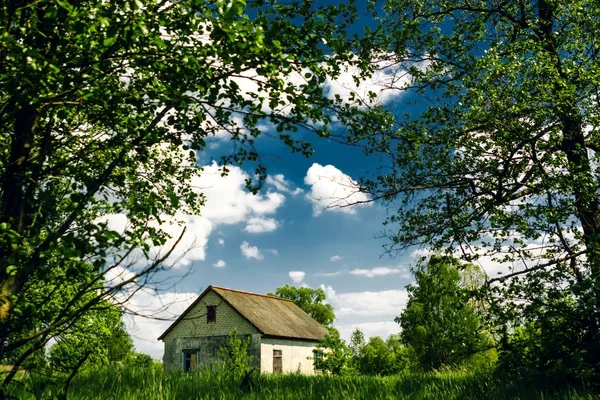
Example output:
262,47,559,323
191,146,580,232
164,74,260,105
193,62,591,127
207,305,216,323
313,350,324,373
273,349,282,373
182,349,198,371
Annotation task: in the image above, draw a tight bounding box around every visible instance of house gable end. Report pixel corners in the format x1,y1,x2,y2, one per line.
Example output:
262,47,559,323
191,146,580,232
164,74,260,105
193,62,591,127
157,286,260,341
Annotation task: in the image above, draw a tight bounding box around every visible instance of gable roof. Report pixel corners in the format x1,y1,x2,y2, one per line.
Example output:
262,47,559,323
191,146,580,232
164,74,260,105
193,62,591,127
157,285,328,342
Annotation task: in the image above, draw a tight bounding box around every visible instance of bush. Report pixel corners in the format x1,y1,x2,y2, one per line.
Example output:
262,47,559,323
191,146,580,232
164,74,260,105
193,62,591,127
127,353,154,369
217,329,253,377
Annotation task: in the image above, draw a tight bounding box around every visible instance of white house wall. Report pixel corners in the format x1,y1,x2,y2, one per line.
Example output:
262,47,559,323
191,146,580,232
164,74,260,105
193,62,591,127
260,338,318,375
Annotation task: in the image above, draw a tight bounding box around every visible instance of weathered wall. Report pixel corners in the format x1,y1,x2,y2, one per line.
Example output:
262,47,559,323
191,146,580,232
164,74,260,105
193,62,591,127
164,334,262,372
162,290,259,371
260,338,318,375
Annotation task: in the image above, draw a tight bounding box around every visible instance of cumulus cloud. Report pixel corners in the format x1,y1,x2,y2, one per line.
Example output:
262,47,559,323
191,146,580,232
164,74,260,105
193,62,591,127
124,290,197,358
103,162,287,269
195,162,285,225
330,255,342,262
322,59,410,107
350,267,410,279
101,213,213,269
321,285,409,318
289,271,306,284
213,260,226,268
244,217,279,233
304,163,371,216
266,174,303,196
206,114,271,148
240,241,264,260
104,266,197,358
105,265,137,289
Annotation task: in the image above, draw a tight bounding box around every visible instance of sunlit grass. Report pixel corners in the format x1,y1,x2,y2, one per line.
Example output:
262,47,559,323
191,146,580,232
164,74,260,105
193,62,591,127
6,366,600,399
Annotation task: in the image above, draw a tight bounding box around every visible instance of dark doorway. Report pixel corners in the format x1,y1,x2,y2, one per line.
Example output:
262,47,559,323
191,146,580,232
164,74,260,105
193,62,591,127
273,349,282,373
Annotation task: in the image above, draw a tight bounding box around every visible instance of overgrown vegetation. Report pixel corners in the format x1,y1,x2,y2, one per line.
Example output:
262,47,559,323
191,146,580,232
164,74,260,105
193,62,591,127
217,329,254,377
5,365,599,400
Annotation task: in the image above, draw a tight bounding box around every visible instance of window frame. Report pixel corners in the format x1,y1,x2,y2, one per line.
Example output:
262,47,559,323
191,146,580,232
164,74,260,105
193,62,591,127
182,349,199,372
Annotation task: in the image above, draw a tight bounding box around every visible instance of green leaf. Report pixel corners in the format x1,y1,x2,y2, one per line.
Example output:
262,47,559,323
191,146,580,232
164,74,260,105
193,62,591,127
224,0,246,19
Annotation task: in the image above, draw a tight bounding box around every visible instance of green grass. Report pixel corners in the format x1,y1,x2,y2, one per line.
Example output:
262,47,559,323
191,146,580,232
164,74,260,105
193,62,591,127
6,367,600,399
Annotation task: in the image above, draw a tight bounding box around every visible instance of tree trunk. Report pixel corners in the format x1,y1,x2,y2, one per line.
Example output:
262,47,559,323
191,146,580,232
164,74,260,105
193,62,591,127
1,106,38,231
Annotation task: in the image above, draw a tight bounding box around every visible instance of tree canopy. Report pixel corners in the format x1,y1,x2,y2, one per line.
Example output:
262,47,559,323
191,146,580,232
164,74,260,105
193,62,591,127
268,285,335,326
0,0,374,391
396,256,489,371
314,327,350,375
351,0,600,379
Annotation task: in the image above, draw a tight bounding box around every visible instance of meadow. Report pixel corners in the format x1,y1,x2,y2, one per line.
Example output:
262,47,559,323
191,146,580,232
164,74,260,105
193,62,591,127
6,367,600,400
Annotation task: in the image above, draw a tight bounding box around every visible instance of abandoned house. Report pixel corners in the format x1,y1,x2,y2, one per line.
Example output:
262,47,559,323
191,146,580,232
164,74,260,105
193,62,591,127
158,285,328,374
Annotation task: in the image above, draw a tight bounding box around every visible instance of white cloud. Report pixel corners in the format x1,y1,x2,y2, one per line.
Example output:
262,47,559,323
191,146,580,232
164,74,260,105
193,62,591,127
103,162,286,269
350,267,410,278
330,255,342,262
266,174,303,196
104,265,137,289
315,270,344,277
304,163,371,216
104,266,197,358
124,289,197,358
244,217,279,233
268,249,279,256
322,57,412,107
213,260,226,268
321,285,408,318
240,241,264,260
195,162,285,225
206,114,271,149
101,213,213,269
289,271,306,284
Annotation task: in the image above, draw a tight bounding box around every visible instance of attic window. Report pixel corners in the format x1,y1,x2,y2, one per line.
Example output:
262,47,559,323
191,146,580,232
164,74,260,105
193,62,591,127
207,305,216,323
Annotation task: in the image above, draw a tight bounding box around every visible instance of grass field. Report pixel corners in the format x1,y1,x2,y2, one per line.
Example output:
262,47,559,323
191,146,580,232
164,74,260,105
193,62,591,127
6,367,600,399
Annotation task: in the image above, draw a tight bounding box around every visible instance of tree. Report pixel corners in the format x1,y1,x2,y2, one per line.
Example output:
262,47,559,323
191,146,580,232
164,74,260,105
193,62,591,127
107,323,135,364
351,0,600,380
348,328,365,358
127,352,154,369
49,302,133,372
385,334,414,373
314,327,351,375
347,328,365,373
0,0,374,392
355,336,397,376
348,329,413,376
268,285,335,326
396,256,488,371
